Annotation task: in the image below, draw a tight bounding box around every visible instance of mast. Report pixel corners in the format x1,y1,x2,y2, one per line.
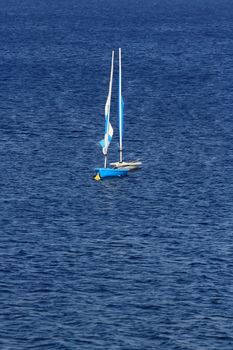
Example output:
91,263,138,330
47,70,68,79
119,48,123,163
104,50,114,168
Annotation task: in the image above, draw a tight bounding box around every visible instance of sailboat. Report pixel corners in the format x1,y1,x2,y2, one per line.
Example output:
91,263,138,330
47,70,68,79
94,51,128,180
110,48,142,171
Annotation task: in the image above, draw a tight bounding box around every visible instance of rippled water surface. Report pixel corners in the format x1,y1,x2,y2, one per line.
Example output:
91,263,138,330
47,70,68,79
1,0,233,349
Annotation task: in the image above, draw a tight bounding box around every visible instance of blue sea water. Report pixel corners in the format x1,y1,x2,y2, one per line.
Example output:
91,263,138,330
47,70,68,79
1,0,233,348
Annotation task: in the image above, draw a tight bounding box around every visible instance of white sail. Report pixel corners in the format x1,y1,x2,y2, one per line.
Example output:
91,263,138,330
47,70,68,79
99,51,114,157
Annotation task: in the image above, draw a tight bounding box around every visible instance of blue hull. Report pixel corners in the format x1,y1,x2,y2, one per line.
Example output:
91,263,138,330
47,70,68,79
95,167,128,179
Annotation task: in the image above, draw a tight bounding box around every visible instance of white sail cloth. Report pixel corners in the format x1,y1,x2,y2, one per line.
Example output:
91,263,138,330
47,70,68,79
99,51,114,156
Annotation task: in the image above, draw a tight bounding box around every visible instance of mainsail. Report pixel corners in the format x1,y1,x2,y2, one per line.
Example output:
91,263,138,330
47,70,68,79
99,51,114,158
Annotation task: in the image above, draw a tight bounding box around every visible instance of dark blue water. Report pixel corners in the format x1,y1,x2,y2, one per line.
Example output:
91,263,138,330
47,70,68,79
1,0,233,348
